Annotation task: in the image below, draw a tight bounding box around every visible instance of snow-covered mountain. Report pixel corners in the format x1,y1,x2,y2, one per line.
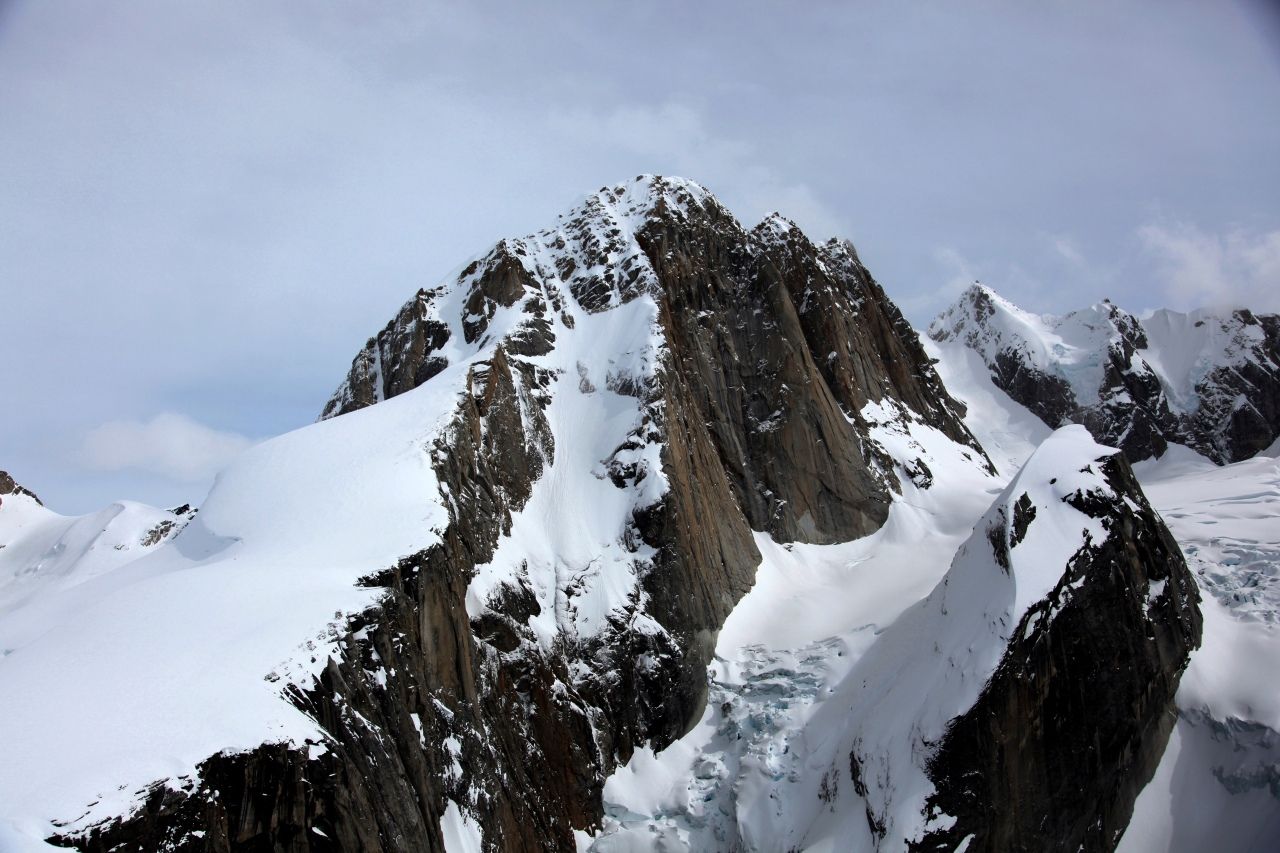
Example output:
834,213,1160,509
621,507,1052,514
1,178,1272,851
928,284,1280,463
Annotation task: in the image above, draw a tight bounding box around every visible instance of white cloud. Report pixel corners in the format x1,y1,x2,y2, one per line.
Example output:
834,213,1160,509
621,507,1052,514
1048,234,1087,268
895,245,982,319
81,413,255,482
550,100,851,240
1138,221,1280,312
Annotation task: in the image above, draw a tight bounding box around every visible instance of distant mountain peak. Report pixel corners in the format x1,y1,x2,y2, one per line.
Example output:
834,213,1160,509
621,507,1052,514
930,287,1280,463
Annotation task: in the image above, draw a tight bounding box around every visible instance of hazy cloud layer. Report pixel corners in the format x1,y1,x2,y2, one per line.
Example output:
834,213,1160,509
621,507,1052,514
81,414,255,483
1139,222,1280,313
2,0,1277,511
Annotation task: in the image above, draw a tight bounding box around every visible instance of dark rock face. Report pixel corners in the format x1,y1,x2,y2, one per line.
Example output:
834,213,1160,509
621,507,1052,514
914,453,1202,853
990,348,1076,430
930,285,1280,464
800,234,983,454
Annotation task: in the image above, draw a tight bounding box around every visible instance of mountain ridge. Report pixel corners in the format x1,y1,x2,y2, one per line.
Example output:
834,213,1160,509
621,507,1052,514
929,283,1280,463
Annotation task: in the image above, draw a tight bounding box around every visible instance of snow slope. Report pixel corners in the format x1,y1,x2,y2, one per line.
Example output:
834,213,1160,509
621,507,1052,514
929,284,1280,463
463,294,667,650
923,336,1049,476
0,491,182,618
1140,307,1272,415
929,284,1133,406
1119,449,1280,853
0,371,473,847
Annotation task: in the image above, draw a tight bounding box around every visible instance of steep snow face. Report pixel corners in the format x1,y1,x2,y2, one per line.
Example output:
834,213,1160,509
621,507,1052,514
1141,307,1270,414
464,294,667,648
929,284,1280,463
923,336,1051,476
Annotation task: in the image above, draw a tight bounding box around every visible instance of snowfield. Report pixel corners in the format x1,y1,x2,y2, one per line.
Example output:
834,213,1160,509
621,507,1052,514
1121,442,1280,852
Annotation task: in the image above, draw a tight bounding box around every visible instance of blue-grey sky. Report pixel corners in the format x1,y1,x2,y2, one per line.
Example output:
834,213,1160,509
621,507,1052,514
3,0,1279,514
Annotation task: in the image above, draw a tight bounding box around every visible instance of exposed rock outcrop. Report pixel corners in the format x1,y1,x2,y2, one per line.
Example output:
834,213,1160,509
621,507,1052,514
0,470,41,505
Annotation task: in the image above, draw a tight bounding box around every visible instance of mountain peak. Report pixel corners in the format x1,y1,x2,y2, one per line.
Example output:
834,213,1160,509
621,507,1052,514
557,174,721,232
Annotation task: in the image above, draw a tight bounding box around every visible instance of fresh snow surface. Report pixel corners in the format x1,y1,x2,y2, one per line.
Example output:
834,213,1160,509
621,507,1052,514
1119,712,1280,853
929,284,1124,405
0,492,180,616
464,293,667,649
1118,448,1280,853
439,799,483,853
1139,306,1269,414
923,337,1049,476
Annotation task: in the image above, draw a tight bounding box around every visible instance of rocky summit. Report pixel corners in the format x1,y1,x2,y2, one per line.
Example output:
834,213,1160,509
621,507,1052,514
5,177,1272,853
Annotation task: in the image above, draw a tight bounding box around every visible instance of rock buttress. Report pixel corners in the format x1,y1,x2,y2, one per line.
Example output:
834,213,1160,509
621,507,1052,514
913,453,1202,853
